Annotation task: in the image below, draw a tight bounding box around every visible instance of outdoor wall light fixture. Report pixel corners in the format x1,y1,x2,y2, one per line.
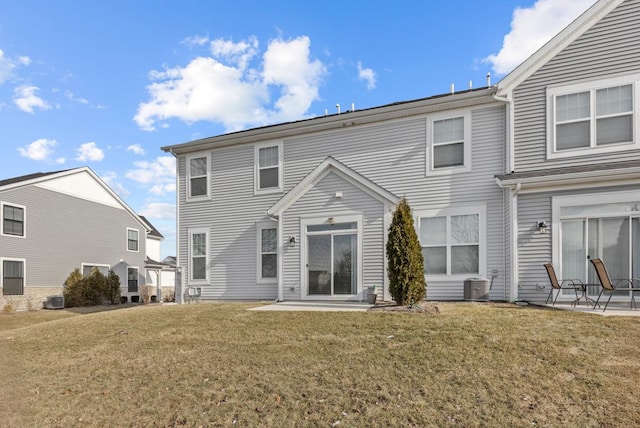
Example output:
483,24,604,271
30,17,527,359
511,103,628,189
327,217,335,225
289,236,296,247
538,221,549,234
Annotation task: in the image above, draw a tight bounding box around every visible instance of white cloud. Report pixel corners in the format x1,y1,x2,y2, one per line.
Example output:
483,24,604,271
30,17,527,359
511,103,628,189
101,171,130,197
125,155,176,195
262,36,326,124
18,56,31,66
483,0,597,75
75,142,104,162
357,61,376,90
138,202,176,220
17,138,57,161
126,144,145,155
65,91,90,105
182,34,210,47
0,49,16,84
134,35,326,132
13,85,51,113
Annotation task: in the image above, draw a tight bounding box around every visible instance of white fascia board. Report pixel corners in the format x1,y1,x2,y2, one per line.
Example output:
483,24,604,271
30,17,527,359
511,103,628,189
496,166,640,194
267,157,399,216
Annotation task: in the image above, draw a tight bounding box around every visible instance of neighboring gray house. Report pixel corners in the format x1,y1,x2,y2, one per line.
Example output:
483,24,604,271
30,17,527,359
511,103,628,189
163,87,509,303
0,167,151,307
496,0,640,304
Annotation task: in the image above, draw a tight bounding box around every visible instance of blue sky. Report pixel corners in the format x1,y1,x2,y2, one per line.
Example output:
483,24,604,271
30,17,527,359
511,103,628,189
0,0,596,258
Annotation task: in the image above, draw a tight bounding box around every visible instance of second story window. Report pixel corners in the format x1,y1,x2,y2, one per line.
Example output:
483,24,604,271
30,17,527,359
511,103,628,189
547,74,639,159
255,142,283,194
187,154,209,200
426,111,471,176
1,202,25,237
127,228,139,252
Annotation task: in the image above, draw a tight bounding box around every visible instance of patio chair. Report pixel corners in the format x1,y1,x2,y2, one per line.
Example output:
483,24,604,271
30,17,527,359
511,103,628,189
543,263,583,306
590,258,640,312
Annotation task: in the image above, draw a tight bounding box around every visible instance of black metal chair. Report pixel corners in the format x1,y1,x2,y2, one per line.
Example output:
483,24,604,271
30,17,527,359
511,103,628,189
543,263,583,306
590,258,640,312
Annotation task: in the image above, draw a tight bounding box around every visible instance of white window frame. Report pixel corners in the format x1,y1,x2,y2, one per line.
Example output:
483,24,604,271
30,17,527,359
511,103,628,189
1,257,26,296
547,73,640,159
426,110,472,176
300,214,363,301
1,201,26,238
127,266,139,293
256,221,278,284
126,227,139,252
254,141,283,195
416,205,486,281
188,227,209,285
186,152,210,202
81,263,110,277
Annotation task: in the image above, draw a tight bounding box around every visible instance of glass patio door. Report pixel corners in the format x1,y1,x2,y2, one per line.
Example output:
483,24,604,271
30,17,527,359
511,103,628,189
307,222,357,296
561,216,638,297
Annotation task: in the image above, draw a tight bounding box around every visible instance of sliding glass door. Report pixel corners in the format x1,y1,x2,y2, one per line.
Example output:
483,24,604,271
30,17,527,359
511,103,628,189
307,222,357,297
560,212,639,298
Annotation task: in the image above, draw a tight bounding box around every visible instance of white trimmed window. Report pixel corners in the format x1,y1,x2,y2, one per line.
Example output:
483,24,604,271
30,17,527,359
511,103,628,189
426,111,471,175
127,228,139,252
254,142,283,194
128,266,139,293
1,258,25,296
81,264,110,277
189,227,209,283
547,74,640,159
187,153,210,200
257,222,277,282
1,202,26,238
417,206,486,278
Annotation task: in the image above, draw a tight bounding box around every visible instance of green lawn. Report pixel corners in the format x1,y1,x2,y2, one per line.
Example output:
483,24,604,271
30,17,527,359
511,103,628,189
1,303,639,427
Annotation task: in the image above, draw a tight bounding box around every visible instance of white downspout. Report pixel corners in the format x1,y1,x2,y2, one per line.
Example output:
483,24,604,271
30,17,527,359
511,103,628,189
510,183,521,302
277,214,284,302
493,90,518,301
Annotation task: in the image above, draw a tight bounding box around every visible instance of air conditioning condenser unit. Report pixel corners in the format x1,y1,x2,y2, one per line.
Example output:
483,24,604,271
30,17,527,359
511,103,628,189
45,295,65,310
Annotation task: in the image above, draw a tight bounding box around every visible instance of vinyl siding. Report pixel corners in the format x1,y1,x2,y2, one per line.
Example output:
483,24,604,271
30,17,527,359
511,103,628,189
516,193,552,302
282,171,386,300
0,185,146,293
175,104,507,301
517,184,640,302
513,0,640,171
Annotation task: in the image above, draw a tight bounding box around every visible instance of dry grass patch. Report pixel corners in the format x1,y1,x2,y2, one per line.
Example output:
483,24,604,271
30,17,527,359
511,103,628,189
0,302,639,426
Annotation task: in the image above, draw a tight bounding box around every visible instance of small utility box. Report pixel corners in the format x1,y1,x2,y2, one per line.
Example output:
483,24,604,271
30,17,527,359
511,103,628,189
464,278,490,301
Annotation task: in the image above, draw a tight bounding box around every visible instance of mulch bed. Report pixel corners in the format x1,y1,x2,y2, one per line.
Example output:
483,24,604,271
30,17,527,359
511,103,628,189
368,301,440,314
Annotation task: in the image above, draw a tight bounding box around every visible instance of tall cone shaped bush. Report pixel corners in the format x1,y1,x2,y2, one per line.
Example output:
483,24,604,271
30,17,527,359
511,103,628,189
386,197,426,305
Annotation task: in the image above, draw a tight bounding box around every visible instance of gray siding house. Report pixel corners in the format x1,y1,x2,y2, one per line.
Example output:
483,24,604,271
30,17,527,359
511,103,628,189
164,0,639,305
0,167,152,307
163,89,509,303
496,0,640,304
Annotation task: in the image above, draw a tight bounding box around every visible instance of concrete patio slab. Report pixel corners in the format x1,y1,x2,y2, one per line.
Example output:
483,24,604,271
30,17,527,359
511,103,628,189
248,301,373,312
538,302,640,316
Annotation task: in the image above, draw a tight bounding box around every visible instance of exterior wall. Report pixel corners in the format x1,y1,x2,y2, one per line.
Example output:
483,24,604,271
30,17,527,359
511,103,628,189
176,103,508,301
0,185,147,300
282,171,386,301
146,237,161,261
516,184,640,302
513,0,640,172
510,0,640,303
177,145,284,300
